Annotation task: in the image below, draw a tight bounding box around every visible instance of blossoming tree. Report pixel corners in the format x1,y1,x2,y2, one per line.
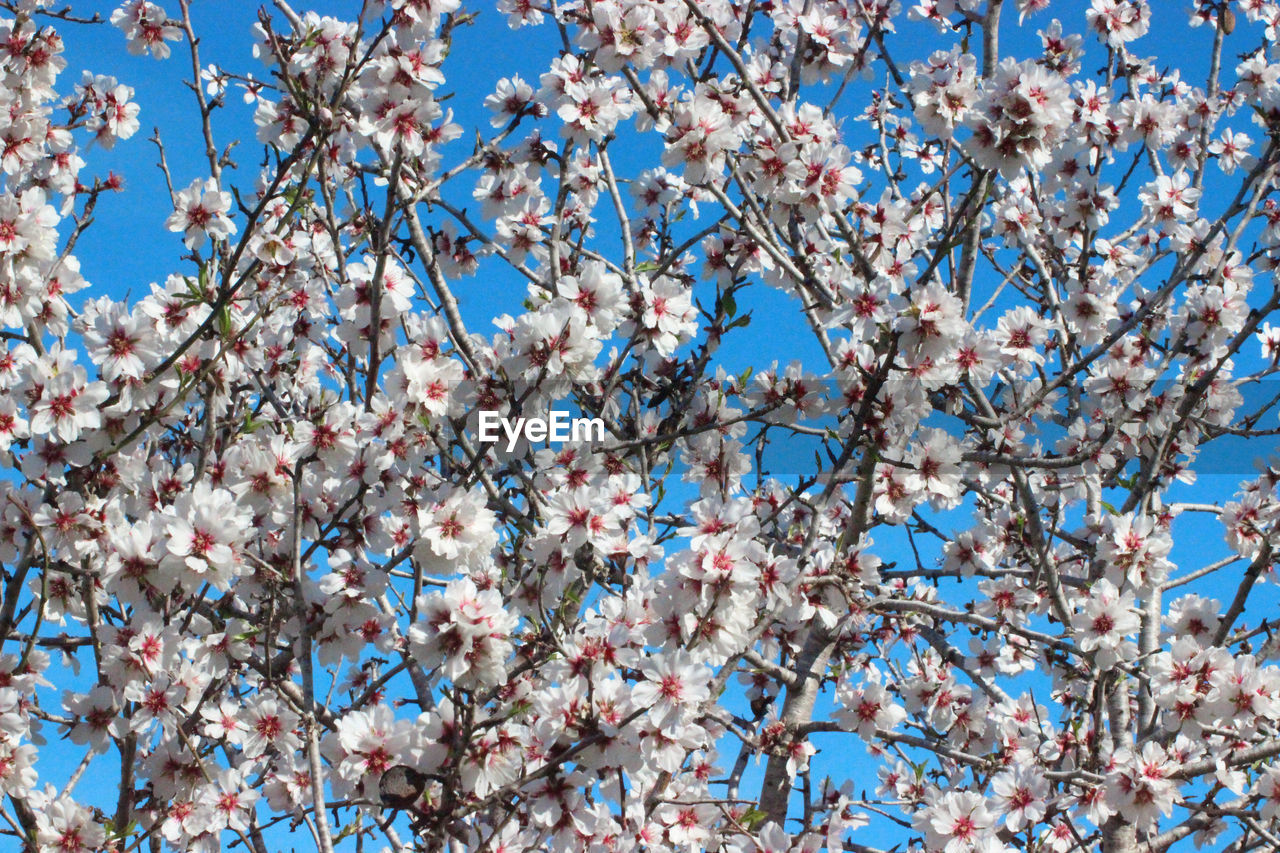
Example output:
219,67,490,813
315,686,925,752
2,0,1280,850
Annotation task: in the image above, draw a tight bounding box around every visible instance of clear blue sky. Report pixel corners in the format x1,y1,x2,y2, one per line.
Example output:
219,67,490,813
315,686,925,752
36,1,1280,848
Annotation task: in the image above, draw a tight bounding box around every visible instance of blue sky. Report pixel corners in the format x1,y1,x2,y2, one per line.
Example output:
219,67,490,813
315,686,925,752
31,0,1280,849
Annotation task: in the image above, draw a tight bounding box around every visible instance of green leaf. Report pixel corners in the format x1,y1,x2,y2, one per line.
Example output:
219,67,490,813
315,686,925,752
722,291,737,318
739,808,768,831
334,816,364,842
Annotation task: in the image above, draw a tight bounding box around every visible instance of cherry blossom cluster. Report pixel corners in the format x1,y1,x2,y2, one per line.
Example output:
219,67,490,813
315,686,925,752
2,0,1280,851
